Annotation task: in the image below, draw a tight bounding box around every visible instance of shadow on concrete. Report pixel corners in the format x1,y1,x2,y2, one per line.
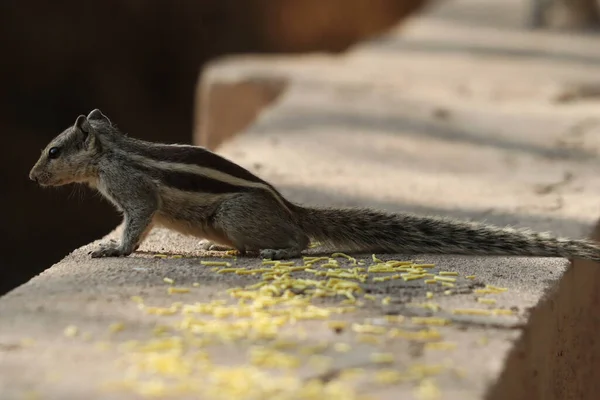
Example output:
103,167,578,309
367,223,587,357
263,107,598,161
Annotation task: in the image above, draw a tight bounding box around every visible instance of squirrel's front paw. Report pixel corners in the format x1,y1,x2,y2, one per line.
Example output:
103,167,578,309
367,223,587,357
90,241,131,258
199,239,233,252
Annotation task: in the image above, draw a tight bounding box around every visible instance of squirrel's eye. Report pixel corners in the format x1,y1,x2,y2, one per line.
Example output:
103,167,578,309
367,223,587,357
48,147,61,159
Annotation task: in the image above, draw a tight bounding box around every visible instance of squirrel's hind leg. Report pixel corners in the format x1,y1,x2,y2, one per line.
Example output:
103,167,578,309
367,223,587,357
211,193,309,260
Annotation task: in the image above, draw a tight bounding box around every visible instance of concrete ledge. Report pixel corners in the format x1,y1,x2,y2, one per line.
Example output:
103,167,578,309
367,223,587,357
193,67,288,150
0,231,575,400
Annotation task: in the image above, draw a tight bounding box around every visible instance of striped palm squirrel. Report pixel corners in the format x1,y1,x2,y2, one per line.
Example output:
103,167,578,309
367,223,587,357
29,109,600,262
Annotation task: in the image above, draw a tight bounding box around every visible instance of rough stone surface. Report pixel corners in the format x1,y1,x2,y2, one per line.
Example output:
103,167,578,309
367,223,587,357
3,0,600,399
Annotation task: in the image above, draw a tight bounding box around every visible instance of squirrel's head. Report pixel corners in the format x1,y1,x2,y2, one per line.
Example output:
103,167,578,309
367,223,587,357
29,109,112,186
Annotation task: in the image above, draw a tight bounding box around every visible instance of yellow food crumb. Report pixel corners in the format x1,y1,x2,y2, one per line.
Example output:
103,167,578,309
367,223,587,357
411,317,450,326
492,308,514,316
485,284,508,292
372,254,384,263
130,296,144,304
356,334,381,345
235,270,256,275
352,323,387,335
426,292,433,299
425,341,457,351
466,275,476,280
415,378,441,400
20,390,41,400
152,325,170,336
402,274,426,282
453,366,467,379
444,290,452,295
271,339,297,350
384,315,405,323
374,369,404,384
334,343,351,352
452,308,493,316
433,276,456,283
144,306,179,316
168,287,191,294
249,347,300,369
370,352,394,364
63,325,78,337
19,338,36,347
413,264,436,268
216,267,239,273
109,322,126,334
192,282,200,287
331,252,357,264
477,297,497,305
201,261,232,267
338,368,365,381
94,341,111,351
409,364,447,380
438,271,459,276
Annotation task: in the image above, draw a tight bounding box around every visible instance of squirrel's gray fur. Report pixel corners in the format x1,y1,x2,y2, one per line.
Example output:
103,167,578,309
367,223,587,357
29,109,600,262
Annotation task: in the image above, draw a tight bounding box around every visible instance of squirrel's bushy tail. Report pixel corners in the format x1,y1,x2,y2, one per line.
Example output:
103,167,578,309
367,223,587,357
295,206,600,262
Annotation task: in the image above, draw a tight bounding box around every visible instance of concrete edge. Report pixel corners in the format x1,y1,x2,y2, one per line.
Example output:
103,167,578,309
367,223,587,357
193,58,292,150
486,218,600,400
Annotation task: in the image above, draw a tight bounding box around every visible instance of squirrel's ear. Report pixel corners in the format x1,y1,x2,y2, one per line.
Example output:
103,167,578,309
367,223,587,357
87,109,111,124
74,115,98,149
75,115,91,133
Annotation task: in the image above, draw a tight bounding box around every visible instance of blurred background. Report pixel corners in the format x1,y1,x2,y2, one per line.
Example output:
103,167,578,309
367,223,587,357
0,0,598,296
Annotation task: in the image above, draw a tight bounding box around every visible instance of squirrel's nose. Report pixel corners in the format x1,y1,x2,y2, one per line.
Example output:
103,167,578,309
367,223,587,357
29,171,38,182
